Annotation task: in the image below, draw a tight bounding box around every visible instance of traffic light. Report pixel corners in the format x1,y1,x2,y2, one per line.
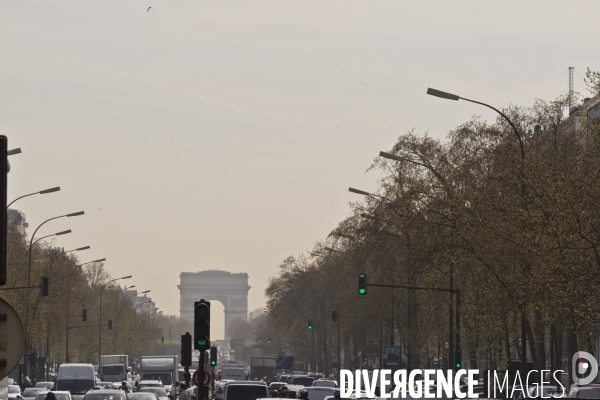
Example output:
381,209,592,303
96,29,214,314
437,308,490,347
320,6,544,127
454,350,462,369
108,320,113,330
354,356,359,368
332,309,337,322
267,337,271,344
0,136,6,286
358,274,367,295
194,299,211,350
41,276,49,296
307,319,313,330
210,346,217,366
181,333,192,367
82,309,87,322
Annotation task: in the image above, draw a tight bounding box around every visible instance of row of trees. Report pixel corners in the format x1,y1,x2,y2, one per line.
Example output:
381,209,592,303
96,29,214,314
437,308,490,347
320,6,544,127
264,70,600,382
1,221,162,378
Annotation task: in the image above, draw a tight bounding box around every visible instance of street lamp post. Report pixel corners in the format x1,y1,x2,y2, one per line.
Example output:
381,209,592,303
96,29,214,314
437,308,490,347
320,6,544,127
99,275,132,361
427,87,526,376
66,258,106,362
7,186,60,209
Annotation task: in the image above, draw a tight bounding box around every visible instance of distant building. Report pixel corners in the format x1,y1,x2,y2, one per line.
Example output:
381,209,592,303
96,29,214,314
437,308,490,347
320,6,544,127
118,286,156,313
8,208,27,237
561,95,600,134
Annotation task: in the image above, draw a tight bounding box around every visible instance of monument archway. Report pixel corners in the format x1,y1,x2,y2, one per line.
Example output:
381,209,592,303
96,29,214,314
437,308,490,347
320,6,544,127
178,270,250,340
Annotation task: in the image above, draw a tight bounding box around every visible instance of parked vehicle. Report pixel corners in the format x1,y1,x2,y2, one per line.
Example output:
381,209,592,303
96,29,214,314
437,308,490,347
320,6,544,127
56,363,96,400
222,381,269,400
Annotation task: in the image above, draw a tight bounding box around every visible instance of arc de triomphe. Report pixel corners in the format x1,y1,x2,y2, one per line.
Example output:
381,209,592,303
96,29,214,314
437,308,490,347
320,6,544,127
178,270,250,340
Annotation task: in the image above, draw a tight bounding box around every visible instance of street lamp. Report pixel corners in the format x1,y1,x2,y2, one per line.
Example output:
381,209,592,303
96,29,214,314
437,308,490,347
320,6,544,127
7,186,60,209
426,88,524,162
28,211,85,286
64,246,90,254
99,275,132,361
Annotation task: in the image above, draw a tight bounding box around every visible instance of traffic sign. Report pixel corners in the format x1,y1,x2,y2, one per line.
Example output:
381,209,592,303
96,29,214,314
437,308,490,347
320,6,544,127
0,298,24,379
192,369,211,386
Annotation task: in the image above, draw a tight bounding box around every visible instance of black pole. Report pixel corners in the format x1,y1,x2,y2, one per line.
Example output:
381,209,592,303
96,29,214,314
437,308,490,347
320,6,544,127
198,351,205,400
337,315,341,379
449,266,454,370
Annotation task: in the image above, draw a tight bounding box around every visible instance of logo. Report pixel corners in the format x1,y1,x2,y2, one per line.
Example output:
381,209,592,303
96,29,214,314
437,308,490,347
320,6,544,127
572,351,598,385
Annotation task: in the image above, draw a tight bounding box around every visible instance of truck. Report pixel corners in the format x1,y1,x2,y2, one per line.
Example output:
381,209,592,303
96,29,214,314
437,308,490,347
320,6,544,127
139,355,178,396
250,357,277,381
221,366,246,381
99,355,130,382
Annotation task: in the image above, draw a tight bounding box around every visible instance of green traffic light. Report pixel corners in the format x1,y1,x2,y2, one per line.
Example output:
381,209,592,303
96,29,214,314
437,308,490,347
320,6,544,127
211,361,216,366
308,325,312,330
455,363,461,368
197,339,207,346
359,288,365,294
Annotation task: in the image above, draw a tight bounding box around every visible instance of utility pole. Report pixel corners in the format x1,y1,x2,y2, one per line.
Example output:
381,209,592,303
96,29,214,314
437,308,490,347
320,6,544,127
569,67,574,109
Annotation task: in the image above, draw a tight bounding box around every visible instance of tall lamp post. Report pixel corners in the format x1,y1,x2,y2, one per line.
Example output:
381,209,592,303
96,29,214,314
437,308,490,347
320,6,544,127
99,275,132,361
427,87,525,375
28,211,84,286
66,258,106,362
7,186,60,208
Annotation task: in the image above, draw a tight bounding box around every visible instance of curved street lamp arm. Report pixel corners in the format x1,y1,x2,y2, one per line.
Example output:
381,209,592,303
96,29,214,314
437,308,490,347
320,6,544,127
7,192,36,208
459,97,525,163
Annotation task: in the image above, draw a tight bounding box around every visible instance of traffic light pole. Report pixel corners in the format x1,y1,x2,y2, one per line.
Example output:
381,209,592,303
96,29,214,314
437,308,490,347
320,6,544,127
365,281,461,368
198,351,205,400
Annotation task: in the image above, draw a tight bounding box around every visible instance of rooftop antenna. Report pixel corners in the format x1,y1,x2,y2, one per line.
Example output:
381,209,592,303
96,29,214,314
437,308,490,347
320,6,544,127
569,67,574,109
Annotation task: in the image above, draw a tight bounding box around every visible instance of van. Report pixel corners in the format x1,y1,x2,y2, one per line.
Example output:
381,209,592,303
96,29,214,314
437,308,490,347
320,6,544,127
222,381,268,400
56,363,96,400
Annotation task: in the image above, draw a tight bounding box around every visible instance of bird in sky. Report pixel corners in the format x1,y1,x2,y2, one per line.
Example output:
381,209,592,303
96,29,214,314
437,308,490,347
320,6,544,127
147,7,153,12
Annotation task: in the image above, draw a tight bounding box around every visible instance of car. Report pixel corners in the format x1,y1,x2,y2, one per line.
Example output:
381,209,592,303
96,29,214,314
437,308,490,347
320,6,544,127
312,380,337,388
8,385,22,399
289,376,314,387
34,391,73,400
35,383,55,390
567,384,600,398
82,390,127,400
136,381,162,392
300,387,336,400
125,394,158,400
137,388,168,400
222,381,269,400
95,382,117,390
278,384,304,398
268,382,287,396
22,388,49,400
215,381,228,400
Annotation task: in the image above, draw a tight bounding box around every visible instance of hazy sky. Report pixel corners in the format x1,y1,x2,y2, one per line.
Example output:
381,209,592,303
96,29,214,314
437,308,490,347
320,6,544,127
1,0,598,340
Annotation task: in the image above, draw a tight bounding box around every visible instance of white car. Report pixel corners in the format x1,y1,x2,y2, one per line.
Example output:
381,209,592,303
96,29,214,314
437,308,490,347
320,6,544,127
138,387,169,400
22,388,49,400
301,387,337,400
313,380,338,388
34,391,73,400
8,385,22,399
